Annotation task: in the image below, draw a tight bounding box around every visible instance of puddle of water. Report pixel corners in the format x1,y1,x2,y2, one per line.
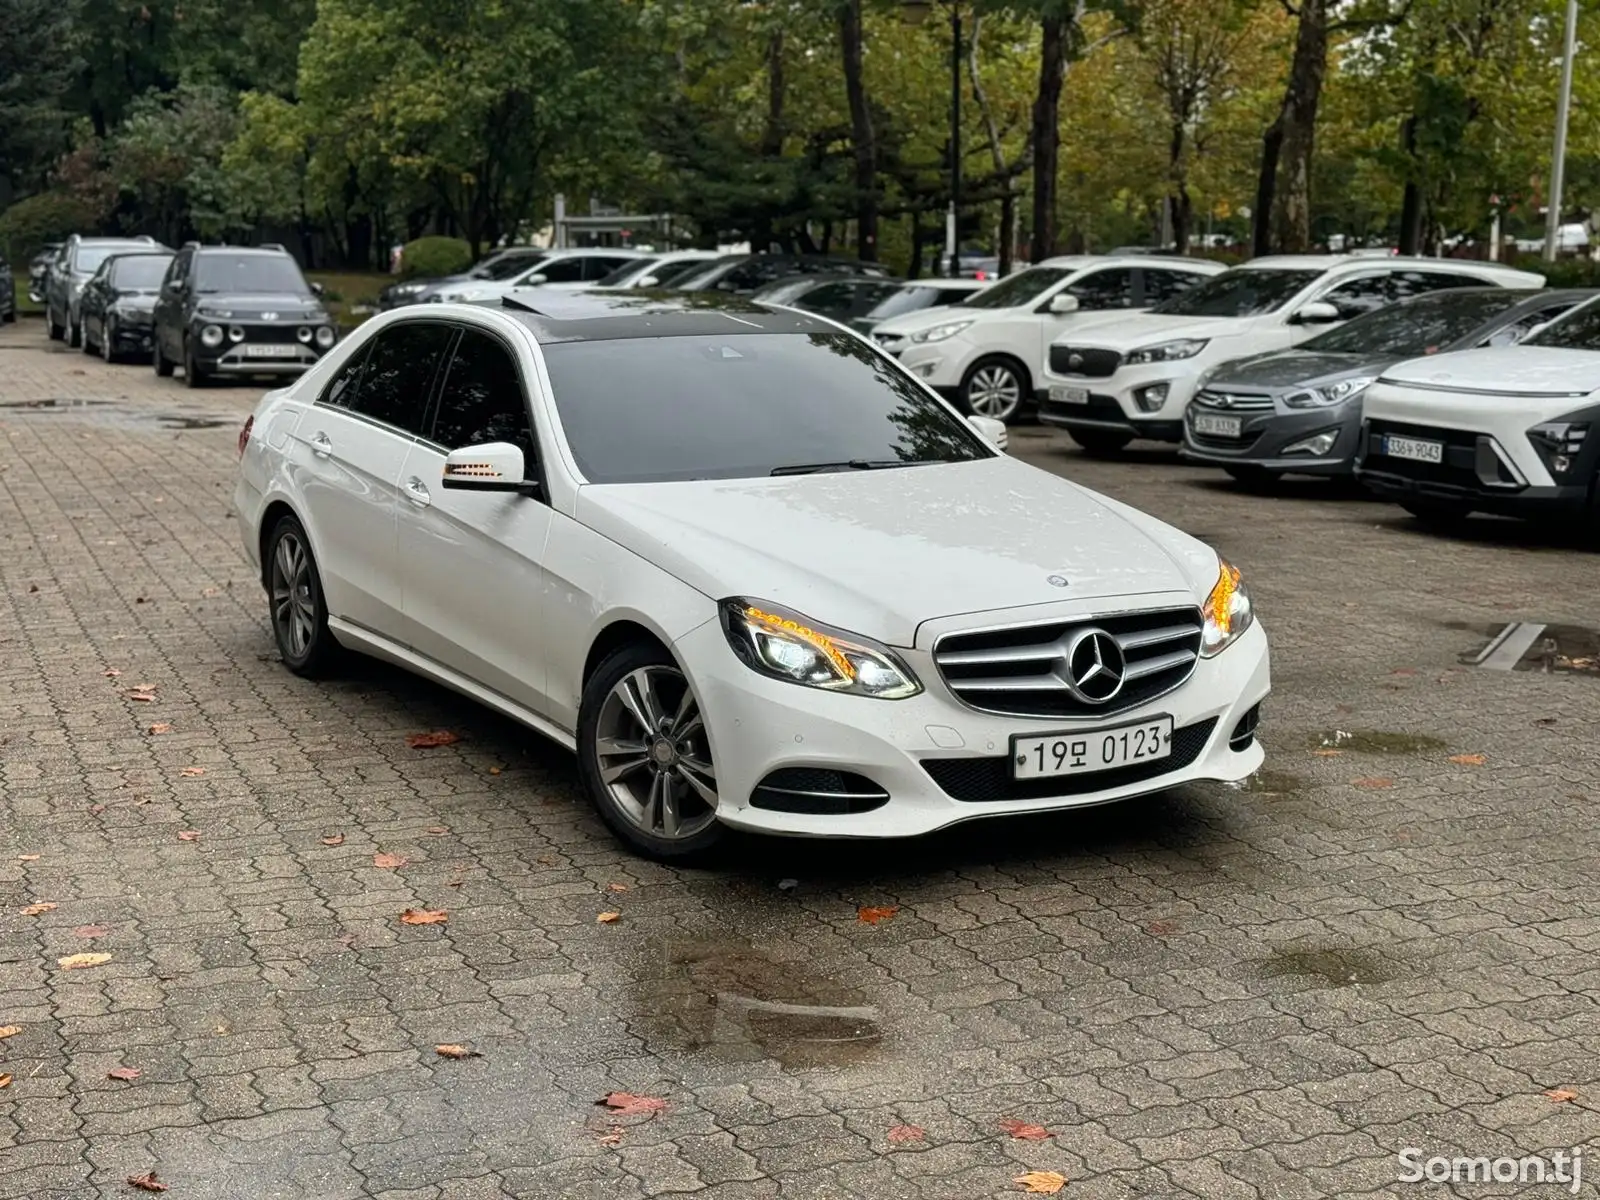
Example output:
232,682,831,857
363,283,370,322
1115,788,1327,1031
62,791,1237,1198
629,938,881,1068
1309,729,1447,754
1230,769,1306,794
1257,944,1397,987
157,416,231,430
0,397,113,409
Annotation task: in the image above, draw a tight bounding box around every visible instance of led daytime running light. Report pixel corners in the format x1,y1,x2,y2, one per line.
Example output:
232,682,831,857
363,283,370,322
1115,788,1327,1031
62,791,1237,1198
743,605,855,681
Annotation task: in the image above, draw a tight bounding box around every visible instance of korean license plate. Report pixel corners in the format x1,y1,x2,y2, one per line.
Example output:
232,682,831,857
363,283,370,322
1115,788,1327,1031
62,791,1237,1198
1191,413,1243,437
1049,385,1091,405
1013,715,1174,780
244,343,298,358
1381,434,1444,463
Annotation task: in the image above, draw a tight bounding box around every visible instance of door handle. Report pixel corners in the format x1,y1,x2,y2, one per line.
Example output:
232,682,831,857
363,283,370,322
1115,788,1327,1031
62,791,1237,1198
309,431,333,458
403,476,431,507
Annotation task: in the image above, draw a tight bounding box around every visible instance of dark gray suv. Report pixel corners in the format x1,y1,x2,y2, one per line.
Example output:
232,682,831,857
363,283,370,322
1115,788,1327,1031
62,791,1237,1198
45,234,167,346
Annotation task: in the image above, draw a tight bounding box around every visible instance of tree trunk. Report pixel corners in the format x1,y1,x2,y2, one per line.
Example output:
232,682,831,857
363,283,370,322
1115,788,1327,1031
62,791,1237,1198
1030,12,1069,262
838,0,877,261
1168,120,1189,253
1268,0,1329,253
1252,120,1282,257
908,216,926,278
1397,118,1423,256
752,29,785,254
968,14,1017,275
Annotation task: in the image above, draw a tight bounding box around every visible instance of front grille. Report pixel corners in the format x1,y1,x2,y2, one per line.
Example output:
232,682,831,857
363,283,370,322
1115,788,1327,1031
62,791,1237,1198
1049,346,1122,377
749,768,889,815
1193,389,1274,411
934,606,1203,719
922,718,1217,803
1187,428,1263,453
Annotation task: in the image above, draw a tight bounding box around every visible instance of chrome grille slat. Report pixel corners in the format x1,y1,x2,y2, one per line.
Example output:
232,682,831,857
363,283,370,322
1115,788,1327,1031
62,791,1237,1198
933,606,1204,719
1195,389,1273,411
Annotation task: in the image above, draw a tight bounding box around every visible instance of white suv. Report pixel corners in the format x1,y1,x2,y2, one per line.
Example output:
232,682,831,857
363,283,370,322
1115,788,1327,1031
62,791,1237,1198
429,249,645,305
870,255,1226,423
1036,255,1545,455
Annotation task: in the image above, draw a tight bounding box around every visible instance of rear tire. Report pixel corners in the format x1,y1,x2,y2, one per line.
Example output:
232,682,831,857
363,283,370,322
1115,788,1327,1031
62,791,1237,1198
47,307,64,341
265,515,340,677
1401,498,1472,529
183,339,209,388
101,318,118,363
1068,429,1133,457
67,312,81,348
153,334,174,377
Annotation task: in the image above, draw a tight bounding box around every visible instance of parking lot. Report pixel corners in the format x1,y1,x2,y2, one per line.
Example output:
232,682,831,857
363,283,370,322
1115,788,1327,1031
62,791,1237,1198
3,318,1599,1198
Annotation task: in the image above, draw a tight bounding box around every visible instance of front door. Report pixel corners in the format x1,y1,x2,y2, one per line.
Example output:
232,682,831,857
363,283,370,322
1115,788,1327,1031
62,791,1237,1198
397,325,553,713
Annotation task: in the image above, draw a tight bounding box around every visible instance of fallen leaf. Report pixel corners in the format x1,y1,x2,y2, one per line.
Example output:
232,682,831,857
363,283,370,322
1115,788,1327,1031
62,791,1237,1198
124,688,156,702
321,834,344,846
21,903,57,916
126,1172,168,1193
176,831,200,842
73,925,109,938
406,730,460,749
1448,753,1487,766
1015,1171,1067,1195
1534,717,1558,727
108,1067,142,1081
104,668,122,678
399,908,447,926
999,1119,1052,1141
27,583,39,593
1545,1088,1579,1103
597,911,621,924
0,1074,10,1089
425,826,448,835
372,853,407,869
1352,777,1394,789
89,804,107,815
1391,667,1417,676
536,855,556,865
57,953,112,970
1145,919,1179,936
434,1044,482,1059
179,767,205,778
447,880,463,888
1311,748,1343,757
887,1124,925,1144
0,1026,20,1040
488,766,502,776
596,1125,624,1146
200,586,220,597
18,854,40,862
147,723,172,735
604,882,629,893
597,1091,667,1116
857,905,899,924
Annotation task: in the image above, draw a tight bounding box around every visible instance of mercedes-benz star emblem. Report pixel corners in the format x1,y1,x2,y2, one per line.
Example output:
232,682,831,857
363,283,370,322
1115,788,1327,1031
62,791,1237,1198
1046,574,1070,588
1062,628,1126,704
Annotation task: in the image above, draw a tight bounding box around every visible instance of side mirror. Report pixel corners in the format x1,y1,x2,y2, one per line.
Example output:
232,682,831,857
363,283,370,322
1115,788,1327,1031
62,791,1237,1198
968,414,1008,451
636,275,659,287
164,279,186,296
518,273,549,288
1292,300,1340,325
309,281,326,297
441,442,539,495
1047,292,1080,315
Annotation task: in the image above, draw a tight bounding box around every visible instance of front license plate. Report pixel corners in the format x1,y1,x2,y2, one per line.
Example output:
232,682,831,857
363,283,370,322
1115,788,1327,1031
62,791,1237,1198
1381,434,1444,463
244,343,298,358
1013,715,1174,780
1049,385,1091,405
1192,413,1243,437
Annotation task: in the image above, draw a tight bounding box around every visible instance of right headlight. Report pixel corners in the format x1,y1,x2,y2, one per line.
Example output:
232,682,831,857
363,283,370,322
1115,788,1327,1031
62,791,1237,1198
1283,375,1375,409
1124,338,1209,365
718,598,922,699
910,319,974,344
1200,558,1254,657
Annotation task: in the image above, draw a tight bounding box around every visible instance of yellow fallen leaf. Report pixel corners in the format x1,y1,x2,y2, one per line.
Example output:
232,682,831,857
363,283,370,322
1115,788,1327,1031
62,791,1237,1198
1546,1087,1580,1103
180,766,206,778
1016,1171,1068,1194
0,1074,10,1089
20,903,56,916
1448,753,1487,766
18,854,40,862
399,909,448,926
0,1025,20,1040
57,953,112,970
434,1044,482,1059
597,911,621,924
858,905,899,924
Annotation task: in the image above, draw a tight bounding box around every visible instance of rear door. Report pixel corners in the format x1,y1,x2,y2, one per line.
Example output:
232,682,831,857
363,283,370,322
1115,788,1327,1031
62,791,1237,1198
293,321,454,639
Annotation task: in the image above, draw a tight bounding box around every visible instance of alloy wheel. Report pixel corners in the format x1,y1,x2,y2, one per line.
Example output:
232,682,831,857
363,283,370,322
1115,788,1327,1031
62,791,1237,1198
269,531,317,660
966,364,1022,420
592,665,718,841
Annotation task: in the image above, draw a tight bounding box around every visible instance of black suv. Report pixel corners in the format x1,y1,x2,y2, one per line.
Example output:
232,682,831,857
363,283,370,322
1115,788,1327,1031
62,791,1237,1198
152,244,336,387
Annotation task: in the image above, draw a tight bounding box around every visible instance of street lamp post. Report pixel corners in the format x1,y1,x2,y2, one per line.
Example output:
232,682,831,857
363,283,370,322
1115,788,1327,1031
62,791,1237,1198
1544,0,1579,264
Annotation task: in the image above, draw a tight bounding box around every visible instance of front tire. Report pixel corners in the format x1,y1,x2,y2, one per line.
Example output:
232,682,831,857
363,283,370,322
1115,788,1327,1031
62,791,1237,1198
47,306,64,341
153,333,174,377
578,642,723,861
101,317,118,363
67,310,81,348
183,339,209,388
1068,429,1133,457
265,515,340,677
960,356,1028,425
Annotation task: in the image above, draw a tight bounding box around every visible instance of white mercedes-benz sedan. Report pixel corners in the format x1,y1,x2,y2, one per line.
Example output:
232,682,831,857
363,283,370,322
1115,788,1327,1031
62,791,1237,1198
234,291,1270,859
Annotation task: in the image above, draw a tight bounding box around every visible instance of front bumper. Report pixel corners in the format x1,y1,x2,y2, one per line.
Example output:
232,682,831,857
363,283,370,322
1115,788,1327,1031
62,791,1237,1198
1035,389,1183,442
1180,403,1362,476
109,317,155,351
1355,421,1591,517
192,325,330,375
898,344,970,388
674,615,1270,839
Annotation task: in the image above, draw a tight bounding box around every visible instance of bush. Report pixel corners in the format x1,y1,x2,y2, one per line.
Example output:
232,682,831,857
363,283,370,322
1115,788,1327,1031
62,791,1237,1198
1523,257,1600,288
401,236,472,280
0,191,103,265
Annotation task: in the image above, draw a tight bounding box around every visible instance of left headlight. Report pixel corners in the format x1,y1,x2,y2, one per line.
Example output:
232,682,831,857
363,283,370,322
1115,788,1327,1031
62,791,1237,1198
1283,375,1375,409
1125,338,1209,365
719,598,922,699
910,319,974,344
1200,558,1254,657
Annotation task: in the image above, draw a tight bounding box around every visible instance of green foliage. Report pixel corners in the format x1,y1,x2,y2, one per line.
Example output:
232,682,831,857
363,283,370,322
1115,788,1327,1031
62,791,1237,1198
400,236,472,280
0,192,102,264
0,0,80,191
1523,257,1600,288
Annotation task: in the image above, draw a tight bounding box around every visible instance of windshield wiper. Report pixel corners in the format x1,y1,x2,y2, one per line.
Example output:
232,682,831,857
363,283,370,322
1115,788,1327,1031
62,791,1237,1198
770,458,912,476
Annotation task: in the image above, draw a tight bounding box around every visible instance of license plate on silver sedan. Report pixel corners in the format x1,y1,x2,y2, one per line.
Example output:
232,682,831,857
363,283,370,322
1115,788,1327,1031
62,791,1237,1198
245,343,298,358
1191,413,1243,437
1049,385,1090,405
1381,434,1443,463
1013,715,1174,780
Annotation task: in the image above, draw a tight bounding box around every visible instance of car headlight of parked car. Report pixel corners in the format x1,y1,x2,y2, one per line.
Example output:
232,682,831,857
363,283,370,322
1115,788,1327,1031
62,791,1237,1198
719,599,923,699
910,319,974,344
1283,376,1375,408
1124,338,1210,365
1200,558,1253,657
197,306,235,320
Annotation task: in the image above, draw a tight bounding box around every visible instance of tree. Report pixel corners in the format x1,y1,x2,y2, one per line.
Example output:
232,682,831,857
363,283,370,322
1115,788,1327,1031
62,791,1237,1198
0,0,81,195
838,0,880,259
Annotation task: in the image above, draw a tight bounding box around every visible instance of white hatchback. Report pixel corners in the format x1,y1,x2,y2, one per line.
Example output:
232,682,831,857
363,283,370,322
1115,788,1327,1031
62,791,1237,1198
235,291,1270,859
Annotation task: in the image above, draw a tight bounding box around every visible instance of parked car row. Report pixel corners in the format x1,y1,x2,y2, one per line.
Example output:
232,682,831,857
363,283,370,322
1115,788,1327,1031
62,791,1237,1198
35,236,339,385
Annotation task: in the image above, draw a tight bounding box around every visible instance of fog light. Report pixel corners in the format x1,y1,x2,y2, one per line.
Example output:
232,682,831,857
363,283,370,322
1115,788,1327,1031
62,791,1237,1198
1552,453,1572,474
911,360,938,378
314,325,336,349
296,325,313,343
199,325,224,348
1134,383,1169,413
1282,430,1338,456
228,326,244,343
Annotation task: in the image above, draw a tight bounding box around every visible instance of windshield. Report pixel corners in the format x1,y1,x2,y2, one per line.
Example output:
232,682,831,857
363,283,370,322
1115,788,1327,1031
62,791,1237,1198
474,253,545,281
1300,291,1527,357
193,253,309,294
752,278,822,306
542,331,990,483
110,256,172,290
865,285,949,321
668,256,749,290
1151,269,1323,318
962,267,1071,310
1525,297,1600,349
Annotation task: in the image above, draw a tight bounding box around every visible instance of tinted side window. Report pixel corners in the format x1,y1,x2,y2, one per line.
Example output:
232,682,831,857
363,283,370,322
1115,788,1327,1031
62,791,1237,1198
1319,275,1391,318
1390,271,1477,300
319,341,373,408
1064,268,1135,310
583,256,633,280
428,329,537,466
349,323,454,435
1484,302,1579,347
535,257,587,283
1140,269,1205,305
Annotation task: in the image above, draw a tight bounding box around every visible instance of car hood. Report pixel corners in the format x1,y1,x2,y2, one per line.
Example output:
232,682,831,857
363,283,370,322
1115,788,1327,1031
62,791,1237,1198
872,304,995,336
574,456,1218,647
113,292,159,311
1378,346,1600,397
1056,313,1250,350
1206,349,1385,391
196,292,324,319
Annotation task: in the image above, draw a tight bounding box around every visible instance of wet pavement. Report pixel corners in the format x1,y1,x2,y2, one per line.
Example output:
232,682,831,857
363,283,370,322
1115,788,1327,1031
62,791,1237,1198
3,322,1600,1198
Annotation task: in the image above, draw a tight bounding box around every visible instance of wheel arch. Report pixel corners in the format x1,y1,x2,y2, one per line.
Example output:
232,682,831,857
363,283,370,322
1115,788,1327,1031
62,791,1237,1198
257,499,307,591
582,619,672,690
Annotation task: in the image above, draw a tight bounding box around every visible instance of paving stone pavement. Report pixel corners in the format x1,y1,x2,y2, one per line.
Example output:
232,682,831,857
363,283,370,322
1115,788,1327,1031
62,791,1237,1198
2,319,1600,1199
